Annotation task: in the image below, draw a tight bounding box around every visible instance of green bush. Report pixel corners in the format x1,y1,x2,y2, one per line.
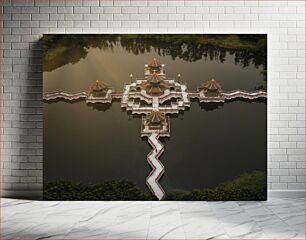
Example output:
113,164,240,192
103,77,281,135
165,171,267,201
44,171,266,201
44,179,154,200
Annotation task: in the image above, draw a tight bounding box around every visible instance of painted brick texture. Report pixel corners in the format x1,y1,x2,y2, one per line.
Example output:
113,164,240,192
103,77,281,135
1,0,305,196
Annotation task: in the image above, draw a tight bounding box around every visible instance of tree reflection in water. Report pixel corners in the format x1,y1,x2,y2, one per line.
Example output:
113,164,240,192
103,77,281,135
43,34,267,78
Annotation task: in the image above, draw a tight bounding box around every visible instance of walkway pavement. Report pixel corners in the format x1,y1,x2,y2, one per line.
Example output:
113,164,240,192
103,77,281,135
2,197,304,239
146,133,165,200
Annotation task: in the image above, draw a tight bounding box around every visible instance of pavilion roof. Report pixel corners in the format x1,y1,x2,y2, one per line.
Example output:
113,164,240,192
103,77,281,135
147,72,164,84
200,79,222,91
147,86,163,95
90,80,110,92
146,110,166,124
148,58,162,68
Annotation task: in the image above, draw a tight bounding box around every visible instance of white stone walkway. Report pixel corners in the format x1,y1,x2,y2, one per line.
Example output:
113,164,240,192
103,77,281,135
146,133,165,200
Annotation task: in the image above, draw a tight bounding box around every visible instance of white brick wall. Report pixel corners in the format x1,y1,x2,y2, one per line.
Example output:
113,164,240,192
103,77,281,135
1,0,305,197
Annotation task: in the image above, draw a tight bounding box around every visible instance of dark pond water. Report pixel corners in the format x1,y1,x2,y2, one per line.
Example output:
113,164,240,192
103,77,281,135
44,37,267,192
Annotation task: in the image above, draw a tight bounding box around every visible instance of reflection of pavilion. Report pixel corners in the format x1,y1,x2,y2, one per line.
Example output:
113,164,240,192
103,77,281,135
43,57,267,200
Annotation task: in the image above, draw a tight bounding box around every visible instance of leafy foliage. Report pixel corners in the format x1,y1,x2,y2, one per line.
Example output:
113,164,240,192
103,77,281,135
44,179,154,200
44,171,266,201
165,171,267,201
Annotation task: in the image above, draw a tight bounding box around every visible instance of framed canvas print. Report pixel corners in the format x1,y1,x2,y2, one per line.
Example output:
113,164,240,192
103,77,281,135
43,34,267,200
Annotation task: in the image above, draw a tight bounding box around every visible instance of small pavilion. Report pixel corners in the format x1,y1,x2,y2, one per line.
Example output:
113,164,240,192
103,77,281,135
147,58,162,73
89,80,110,98
199,79,223,97
145,110,167,130
144,72,175,96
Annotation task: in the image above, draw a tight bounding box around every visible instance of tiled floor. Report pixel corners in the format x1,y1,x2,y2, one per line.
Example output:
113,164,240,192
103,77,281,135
2,198,305,239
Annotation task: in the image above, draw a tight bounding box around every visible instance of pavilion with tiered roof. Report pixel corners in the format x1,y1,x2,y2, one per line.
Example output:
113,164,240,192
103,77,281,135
198,79,223,97
141,110,170,137
145,110,167,130
86,80,113,103
144,58,166,76
89,80,111,98
144,72,173,96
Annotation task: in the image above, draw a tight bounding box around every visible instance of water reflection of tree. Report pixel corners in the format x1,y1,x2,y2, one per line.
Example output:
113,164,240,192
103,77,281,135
88,103,112,112
43,34,267,75
199,102,224,112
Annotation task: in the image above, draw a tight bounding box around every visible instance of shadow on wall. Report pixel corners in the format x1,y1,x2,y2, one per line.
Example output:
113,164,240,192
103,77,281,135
8,40,44,199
